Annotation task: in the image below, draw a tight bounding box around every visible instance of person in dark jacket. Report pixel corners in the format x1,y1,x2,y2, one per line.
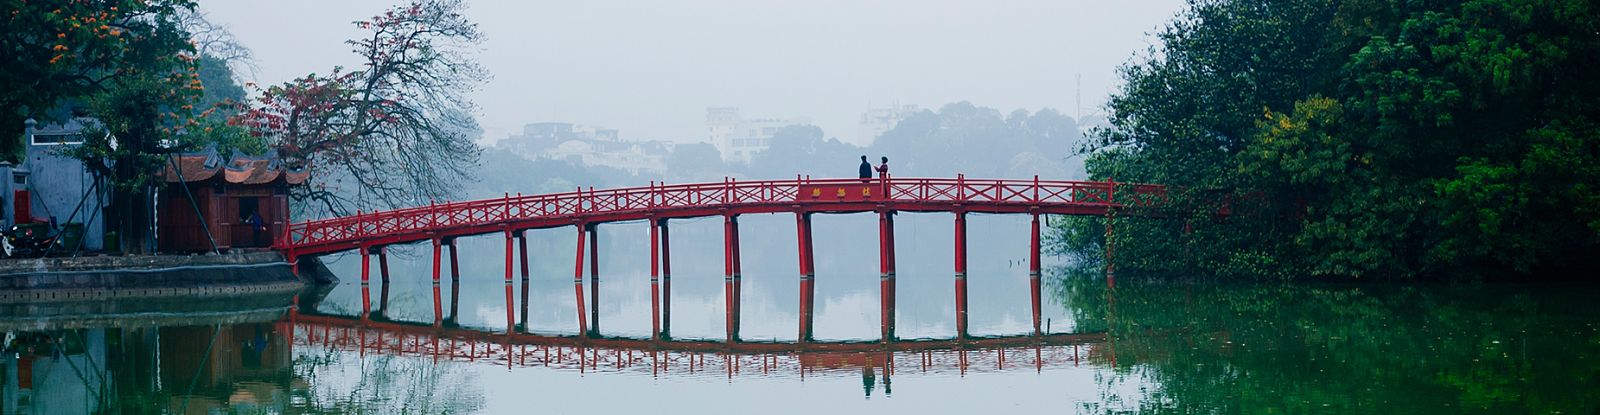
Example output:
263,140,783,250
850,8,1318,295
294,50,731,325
859,155,873,182
876,156,889,179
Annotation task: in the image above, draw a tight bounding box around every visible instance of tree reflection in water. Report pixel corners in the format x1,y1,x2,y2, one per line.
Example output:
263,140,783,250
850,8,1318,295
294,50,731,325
292,345,484,414
1047,267,1600,414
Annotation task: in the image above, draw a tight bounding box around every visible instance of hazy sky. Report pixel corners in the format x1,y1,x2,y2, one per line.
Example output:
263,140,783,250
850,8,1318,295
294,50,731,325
203,1,1187,145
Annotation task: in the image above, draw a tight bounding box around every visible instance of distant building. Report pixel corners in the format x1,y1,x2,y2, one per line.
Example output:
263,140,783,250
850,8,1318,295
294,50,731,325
856,104,921,146
706,107,812,163
500,122,671,175
499,122,619,155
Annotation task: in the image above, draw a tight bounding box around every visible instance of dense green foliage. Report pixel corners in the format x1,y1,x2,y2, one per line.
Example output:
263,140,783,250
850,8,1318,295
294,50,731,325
2,0,194,161
1059,0,1600,279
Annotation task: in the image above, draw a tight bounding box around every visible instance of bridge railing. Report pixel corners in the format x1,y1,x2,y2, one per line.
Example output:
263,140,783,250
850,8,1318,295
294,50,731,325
281,176,1166,251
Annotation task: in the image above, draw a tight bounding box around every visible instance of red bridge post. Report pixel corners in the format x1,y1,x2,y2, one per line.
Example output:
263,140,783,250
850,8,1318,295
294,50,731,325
660,219,672,339
432,280,443,327
503,279,516,333
431,238,442,283
448,238,461,281
519,268,530,331
503,229,514,282
587,223,601,337
723,214,742,342
1030,212,1043,335
650,216,661,340
518,230,530,280
879,208,896,341
732,214,743,337
573,224,589,337
379,278,390,318
448,277,460,325
796,211,815,342
377,246,390,284
954,210,969,338
360,245,370,284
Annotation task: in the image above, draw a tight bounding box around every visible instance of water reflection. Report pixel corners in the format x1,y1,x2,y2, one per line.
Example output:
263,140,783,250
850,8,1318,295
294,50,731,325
0,302,301,414
2,217,1599,413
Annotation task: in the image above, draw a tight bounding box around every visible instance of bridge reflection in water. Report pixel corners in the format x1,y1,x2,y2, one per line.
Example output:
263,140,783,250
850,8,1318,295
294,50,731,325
287,311,1107,380
323,275,1113,380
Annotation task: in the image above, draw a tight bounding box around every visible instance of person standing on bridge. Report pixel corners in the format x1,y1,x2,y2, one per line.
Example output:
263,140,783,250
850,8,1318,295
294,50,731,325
876,156,889,180
859,155,873,183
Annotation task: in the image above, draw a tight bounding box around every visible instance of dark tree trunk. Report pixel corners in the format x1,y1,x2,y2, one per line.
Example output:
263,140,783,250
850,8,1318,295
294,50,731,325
108,154,154,254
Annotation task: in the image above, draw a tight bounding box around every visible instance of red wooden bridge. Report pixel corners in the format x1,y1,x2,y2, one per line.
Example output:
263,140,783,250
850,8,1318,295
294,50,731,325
275,176,1164,342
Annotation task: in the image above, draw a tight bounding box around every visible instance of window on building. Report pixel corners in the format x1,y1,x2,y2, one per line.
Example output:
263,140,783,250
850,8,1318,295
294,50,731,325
238,197,260,224
30,133,84,145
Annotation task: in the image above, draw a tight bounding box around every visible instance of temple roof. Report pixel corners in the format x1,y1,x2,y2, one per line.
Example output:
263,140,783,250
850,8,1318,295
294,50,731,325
160,144,308,185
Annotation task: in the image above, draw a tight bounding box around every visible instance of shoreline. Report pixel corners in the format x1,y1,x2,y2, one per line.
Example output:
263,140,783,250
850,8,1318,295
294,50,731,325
0,251,330,304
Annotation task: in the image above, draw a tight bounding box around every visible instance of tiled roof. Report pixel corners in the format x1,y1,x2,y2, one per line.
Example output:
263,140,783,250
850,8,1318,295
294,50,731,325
160,145,308,185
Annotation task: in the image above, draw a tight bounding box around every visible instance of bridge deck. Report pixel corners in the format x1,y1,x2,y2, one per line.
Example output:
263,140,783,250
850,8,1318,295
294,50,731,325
278,176,1163,257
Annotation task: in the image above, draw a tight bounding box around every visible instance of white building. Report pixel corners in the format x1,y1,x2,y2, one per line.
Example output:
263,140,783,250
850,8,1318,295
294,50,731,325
856,104,921,146
499,122,671,175
706,107,812,163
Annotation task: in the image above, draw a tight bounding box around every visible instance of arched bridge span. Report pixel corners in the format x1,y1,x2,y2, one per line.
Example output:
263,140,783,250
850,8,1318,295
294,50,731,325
274,176,1165,341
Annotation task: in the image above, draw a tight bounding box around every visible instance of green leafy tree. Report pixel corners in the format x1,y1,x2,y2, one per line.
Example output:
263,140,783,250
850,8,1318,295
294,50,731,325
44,0,206,254
1060,0,1600,279
0,0,199,160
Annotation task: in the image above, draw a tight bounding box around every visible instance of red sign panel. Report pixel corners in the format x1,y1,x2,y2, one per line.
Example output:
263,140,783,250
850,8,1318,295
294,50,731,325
798,183,885,202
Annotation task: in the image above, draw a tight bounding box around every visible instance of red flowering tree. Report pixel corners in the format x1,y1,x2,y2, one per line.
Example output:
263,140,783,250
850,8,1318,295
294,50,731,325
231,0,485,217
0,0,198,160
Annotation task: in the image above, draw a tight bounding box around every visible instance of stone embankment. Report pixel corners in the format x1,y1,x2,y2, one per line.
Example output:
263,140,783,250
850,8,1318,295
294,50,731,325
0,252,334,304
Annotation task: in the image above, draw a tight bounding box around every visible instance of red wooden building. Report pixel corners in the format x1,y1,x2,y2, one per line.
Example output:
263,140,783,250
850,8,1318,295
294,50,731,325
157,145,307,252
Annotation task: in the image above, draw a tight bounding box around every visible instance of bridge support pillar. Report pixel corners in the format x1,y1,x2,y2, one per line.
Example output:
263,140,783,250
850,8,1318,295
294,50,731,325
796,211,815,342
723,214,741,342
660,220,672,339
954,210,969,338
503,280,516,333
573,224,589,337
519,270,530,332
378,278,390,319
518,231,530,280
879,209,896,341
1031,213,1044,335
360,247,371,284
587,224,601,337
432,282,443,327
448,276,461,326
431,238,442,282
650,217,662,340
376,246,390,284
504,229,515,282
448,238,461,281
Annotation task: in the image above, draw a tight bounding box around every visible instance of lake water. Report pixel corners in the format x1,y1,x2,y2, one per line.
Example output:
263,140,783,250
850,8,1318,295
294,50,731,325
2,214,1598,413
